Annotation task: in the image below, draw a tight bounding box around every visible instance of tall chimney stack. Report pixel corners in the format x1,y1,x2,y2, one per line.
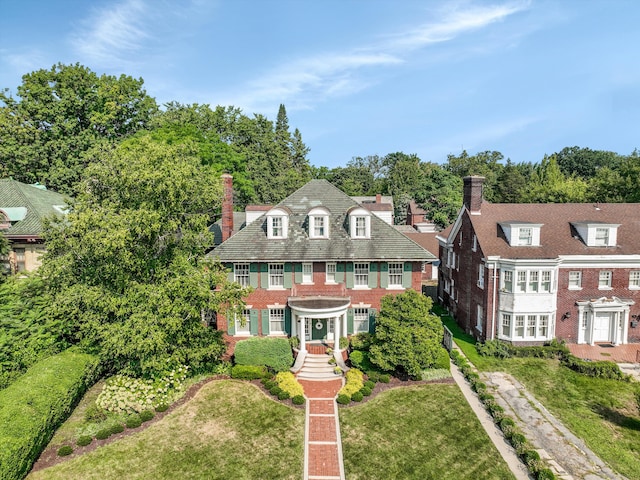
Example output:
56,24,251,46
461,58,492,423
463,176,484,215
221,174,234,242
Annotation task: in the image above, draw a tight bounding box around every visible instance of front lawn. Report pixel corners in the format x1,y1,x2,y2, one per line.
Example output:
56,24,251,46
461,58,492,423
28,380,304,480
340,383,515,480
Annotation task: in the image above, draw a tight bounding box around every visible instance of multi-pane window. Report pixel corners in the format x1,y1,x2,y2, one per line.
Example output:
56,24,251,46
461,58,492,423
478,266,485,289
476,305,483,332
502,314,511,337
353,308,369,333
235,309,251,335
503,271,513,292
354,263,369,287
388,262,403,287
629,271,640,289
595,227,609,246
515,315,525,337
271,217,283,237
517,271,527,292
599,271,612,288
302,263,313,283
568,271,582,289
518,227,533,245
326,263,336,283
539,316,549,337
527,315,537,336
14,248,26,272
314,216,325,237
234,263,250,287
355,217,367,237
269,263,284,288
269,308,285,333
528,271,539,292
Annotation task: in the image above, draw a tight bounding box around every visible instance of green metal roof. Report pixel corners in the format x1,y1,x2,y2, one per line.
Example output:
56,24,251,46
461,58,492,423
209,179,435,262
0,179,68,237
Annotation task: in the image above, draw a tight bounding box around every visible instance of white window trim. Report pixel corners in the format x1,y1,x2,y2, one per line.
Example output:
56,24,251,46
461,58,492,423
325,262,337,284
388,262,403,289
266,208,289,239
499,312,553,341
268,263,285,289
349,208,371,239
309,214,329,239
268,308,286,335
353,262,370,289
598,270,613,290
477,266,485,289
629,271,640,290
234,263,250,287
353,307,370,333
568,271,582,290
234,308,252,336
302,262,313,284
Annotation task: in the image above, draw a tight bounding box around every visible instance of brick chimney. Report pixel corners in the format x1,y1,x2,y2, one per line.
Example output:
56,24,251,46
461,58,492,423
221,174,234,242
463,176,484,215
376,193,382,203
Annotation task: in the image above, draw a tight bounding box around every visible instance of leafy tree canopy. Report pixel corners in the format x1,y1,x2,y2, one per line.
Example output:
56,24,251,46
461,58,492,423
369,290,444,377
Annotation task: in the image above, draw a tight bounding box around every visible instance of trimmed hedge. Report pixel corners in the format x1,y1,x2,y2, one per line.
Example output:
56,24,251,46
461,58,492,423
274,372,304,398
230,364,268,380
338,369,364,398
233,337,293,372
0,349,101,480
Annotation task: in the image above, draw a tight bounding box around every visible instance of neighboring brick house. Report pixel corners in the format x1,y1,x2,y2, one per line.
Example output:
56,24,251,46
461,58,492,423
438,176,640,346
0,179,67,274
208,176,436,354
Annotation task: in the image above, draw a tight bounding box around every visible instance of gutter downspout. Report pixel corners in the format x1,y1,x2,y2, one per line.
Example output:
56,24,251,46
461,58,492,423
490,261,498,340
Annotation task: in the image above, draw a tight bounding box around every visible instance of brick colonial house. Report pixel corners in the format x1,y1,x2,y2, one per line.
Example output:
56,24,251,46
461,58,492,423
0,179,67,274
438,176,640,346
209,176,436,354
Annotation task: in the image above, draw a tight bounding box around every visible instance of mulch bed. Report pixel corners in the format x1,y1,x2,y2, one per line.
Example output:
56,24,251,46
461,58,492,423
30,373,454,474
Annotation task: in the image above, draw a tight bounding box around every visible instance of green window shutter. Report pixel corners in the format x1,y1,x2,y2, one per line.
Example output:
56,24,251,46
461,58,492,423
380,262,389,288
250,309,259,335
284,308,292,335
368,262,378,289
368,308,377,334
347,308,354,334
226,264,234,283
227,315,236,335
284,263,293,288
403,262,413,288
261,309,270,335
346,262,354,288
294,263,302,284
250,263,259,288
335,262,345,283
260,263,268,288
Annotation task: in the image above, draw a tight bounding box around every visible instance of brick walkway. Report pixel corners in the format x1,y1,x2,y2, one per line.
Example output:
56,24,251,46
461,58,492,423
567,343,640,363
299,379,345,480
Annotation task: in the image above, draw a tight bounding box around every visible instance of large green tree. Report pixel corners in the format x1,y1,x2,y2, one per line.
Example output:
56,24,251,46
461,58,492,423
520,155,588,203
41,132,248,377
369,290,444,377
0,63,158,194
445,150,504,202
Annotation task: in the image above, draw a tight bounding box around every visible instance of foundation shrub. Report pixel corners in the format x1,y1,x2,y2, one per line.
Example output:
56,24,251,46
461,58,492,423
233,337,293,372
338,369,364,398
349,350,373,370
139,410,155,422
57,445,73,457
339,336,349,350
351,391,364,402
476,339,511,359
350,332,374,351
230,365,268,380
365,371,380,383
561,355,627,380
0,349,101,480
277,391,290,400
76,435,93,447
336,394,351,405
292,395,305,405
274,372,304,398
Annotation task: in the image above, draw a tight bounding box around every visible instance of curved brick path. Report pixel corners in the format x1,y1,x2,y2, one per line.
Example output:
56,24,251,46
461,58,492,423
299,379,345,480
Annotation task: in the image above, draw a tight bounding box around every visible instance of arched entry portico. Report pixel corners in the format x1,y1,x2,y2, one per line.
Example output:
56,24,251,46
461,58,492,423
288,296,351,353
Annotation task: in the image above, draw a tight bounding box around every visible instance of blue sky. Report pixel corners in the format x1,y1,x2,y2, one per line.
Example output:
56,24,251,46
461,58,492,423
1,0,639,169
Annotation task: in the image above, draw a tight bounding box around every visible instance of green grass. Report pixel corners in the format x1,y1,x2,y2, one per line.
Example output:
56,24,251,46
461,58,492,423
28,380,304,480
340,384,515,480
498,357,640,479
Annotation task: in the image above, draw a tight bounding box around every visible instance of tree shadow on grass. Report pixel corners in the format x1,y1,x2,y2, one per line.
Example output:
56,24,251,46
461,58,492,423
593,404,640,431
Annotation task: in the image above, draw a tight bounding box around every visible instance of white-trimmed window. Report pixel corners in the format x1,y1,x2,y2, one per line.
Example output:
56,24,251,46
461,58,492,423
541,271,551,292
629,271,640,289
326,262,336,283
309,207,330,239
266,208,289,239
272,217,284,237
355,217,366,237
503,313,551,340
539,315,549,337
235,309,251,335
269,308,285,334
515,315,525,337
595,227,609,246
302,263,313,284
517,271,527,292
512,270,554,293
568,271,582,289
349,207,371,239
354,263,369,287
476,305,483,333
518,227,533,246
527,315,537,336
269,263,284,288
353,308,369,333
477,266,485,289
502,313,511,337
599,271,612,289
234,263,250,287
388,262,403,288
503,271,513,292
528,271,539,292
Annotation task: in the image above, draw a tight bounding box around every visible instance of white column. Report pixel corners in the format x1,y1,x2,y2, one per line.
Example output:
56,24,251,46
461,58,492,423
299,316,306,352
291,314,297,338
334,316,341,351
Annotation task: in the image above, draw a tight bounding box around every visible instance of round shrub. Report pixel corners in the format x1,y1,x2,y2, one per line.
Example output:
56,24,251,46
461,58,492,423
140,410,155,422
364,380,375,389
379,373,390,384
366,371,380,382
278,390,290,400
536,468,556,480
478,392,494,402
95,428,111,440
472,381,486,393
336,394,351,405
510,433,527,453
351,391,364,402
360,387,372,396
57,445,73,456
269,386,282,396
523,449,542,471
125,414,142,429
76,435,93,447
292,395,305,405
155,403,169,413
110,423,125,435
499,417,515,429
84,403,107,423
263,380,275,390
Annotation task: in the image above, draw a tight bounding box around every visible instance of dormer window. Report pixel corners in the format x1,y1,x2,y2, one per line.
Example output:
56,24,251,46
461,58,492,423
571,222,619,247
308,207,330,239
499,222,542,247
266,207,290,239
348,207,371,239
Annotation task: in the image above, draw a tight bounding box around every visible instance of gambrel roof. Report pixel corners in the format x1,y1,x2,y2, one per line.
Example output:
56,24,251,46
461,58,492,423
209,179,435,262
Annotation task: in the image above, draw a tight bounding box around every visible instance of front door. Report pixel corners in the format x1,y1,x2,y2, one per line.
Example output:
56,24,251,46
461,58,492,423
593,312,612,342
307,319,327,341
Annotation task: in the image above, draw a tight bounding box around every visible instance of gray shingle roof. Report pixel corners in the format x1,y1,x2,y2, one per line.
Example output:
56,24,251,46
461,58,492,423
0,179,67,237
209,180,435,262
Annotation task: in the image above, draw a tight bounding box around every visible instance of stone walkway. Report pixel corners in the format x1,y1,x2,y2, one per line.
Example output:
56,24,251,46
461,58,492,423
299,379,345,480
